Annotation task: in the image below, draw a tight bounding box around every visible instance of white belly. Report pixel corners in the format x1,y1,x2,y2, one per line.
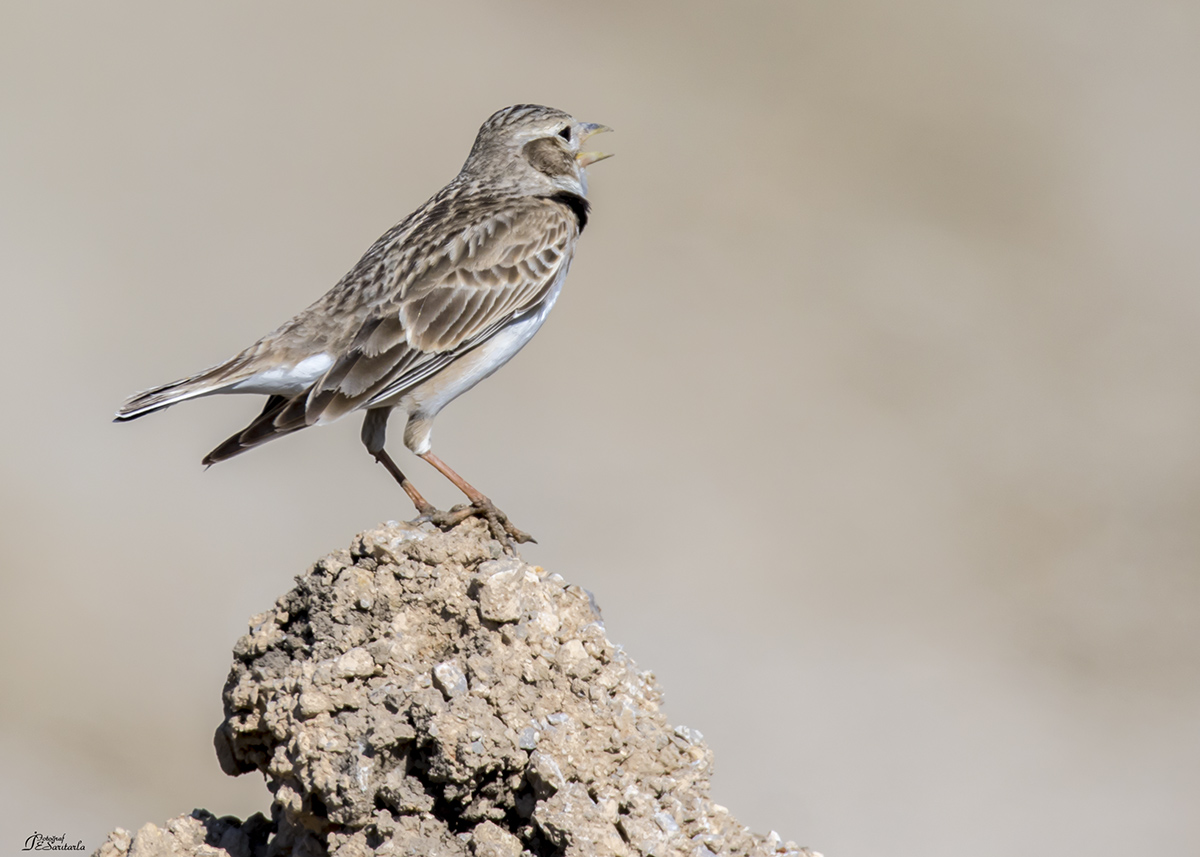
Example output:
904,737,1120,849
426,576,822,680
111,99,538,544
396,279,563,454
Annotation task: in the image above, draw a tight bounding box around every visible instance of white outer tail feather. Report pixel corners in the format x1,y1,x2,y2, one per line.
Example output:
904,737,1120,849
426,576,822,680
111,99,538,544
115,352,334,421
114,376,233,421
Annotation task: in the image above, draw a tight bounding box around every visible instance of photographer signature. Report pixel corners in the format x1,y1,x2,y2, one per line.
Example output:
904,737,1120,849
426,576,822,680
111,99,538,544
22,833,85,852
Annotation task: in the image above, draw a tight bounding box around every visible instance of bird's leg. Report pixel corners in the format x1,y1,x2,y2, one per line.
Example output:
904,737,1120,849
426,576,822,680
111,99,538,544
418,451,536,545
362,408,437,518
372,448,437,518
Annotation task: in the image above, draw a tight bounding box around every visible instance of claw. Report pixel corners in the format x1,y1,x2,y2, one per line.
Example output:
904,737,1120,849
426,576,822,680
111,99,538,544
418,499,534,550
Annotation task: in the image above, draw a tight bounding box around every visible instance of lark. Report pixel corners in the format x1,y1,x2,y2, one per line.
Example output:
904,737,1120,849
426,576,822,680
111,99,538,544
116,104,612,543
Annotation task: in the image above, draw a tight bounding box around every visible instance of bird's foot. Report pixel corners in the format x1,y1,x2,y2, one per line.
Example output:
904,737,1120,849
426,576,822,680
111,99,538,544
423,499,536,548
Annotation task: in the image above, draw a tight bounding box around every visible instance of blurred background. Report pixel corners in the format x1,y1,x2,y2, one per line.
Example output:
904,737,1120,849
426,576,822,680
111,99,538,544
2,2,1198,855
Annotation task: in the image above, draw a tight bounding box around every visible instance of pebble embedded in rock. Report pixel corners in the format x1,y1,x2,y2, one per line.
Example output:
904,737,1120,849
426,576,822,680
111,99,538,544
432,660,468,698
296,691,331,718
333,647,375,679
469,820,523,857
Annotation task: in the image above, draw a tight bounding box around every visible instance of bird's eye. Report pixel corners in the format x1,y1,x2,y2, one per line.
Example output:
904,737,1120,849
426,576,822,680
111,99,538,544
557,126,571,141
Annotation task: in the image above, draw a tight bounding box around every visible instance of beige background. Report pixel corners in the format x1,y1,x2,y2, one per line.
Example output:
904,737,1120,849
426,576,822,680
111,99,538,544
2,2,1198,855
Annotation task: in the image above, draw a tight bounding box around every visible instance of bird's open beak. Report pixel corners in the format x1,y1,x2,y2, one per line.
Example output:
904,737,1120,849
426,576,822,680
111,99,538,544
576,123,613,168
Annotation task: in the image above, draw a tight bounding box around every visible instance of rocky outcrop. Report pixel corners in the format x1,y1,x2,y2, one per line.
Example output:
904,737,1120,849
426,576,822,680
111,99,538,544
94,519,816,857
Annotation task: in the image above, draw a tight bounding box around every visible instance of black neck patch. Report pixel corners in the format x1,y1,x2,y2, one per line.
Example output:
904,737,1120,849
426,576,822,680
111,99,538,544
546,191,590,232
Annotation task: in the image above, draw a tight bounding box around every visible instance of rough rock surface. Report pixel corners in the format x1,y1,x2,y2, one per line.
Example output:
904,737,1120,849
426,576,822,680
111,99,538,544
94,519,817,857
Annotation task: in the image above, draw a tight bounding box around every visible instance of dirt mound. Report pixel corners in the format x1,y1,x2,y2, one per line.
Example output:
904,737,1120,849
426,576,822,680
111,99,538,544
94,519,815,857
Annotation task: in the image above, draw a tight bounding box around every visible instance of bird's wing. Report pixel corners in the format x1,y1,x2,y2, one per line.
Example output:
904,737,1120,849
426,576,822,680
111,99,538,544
306,195,577,422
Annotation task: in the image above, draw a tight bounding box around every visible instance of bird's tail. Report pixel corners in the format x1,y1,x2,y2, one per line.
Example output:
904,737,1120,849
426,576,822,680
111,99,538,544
201,393,311,465
114,356,252,422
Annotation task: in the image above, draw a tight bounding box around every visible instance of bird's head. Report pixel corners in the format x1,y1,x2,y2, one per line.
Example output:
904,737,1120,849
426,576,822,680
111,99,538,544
463,104,612,197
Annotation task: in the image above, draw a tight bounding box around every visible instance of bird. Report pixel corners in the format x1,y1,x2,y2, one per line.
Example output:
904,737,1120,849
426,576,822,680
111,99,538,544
115,104,612,544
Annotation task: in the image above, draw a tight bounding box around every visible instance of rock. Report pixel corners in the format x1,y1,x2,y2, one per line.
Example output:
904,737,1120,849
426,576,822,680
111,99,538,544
296,691,331,718
93,811,271,857
468,821,522,857
432,660,469,698
534,782,628,856
333,647,375,679
476,560,527,623
526,749,566,798
94,519,819,857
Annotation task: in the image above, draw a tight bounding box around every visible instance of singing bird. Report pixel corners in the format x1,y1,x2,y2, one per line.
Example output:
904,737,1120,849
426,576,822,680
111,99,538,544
115,104,612,543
